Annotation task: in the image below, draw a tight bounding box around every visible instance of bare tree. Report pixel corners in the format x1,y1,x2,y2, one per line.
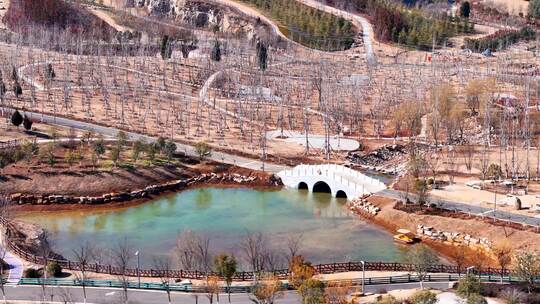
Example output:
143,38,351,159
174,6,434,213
405,244,440,289
111,238,133,304
0,244,7,303
492,241,513,283
285,234,303,263
174,231,213,273
203,275,220,304
153,256,174,304
463,144,475,174
248,273,283,304
324,280,352,304
240,231,267,275
72,242,96,304
36,231,54,302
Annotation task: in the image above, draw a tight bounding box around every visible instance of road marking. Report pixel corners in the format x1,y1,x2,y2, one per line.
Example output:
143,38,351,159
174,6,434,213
105,291,116,296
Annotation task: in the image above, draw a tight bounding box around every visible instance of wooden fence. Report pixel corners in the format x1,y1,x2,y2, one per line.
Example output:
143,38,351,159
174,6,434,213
1,218,512,281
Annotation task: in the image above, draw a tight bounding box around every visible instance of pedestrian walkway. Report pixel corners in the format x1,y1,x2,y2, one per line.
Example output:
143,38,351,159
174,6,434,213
2,245,23,284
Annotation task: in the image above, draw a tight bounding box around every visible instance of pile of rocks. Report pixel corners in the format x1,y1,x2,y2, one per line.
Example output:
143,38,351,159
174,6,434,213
416,225,492,250
347,144,407,175
9,173,269,206
348,196,380,216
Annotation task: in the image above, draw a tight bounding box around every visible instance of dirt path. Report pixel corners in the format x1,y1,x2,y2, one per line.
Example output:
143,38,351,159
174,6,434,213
293,0,376,64
88,7,131,32
216,0,293,45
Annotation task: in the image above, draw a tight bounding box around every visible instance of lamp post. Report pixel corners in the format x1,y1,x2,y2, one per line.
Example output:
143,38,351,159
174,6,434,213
135,251,140,288
466,266,475,276
360,261,365,295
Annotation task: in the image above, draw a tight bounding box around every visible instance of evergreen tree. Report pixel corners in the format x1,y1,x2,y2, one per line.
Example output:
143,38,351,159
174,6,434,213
23,115,33,131
13,81,22,99
529,0,540,19
11,110,23,128
211,39,221,62
256,41,268,71
160,35,172,60
407,28,419,46
11,66,17,81
460,1,471,18
398,29,407,45
46,63,56,81
0,80,6,98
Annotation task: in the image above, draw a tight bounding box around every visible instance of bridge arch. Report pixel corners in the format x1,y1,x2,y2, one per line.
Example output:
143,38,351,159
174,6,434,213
277,164,387,200
335,190,347,198
312,181,331,194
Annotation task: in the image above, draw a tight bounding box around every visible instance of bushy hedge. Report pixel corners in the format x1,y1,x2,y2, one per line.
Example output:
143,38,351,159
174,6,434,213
23,268,40,278
464,27,536,52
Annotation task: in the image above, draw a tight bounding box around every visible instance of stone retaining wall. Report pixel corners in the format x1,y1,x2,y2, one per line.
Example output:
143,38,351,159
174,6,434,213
416,225,492,251
9,173,279,205
347,196,380,216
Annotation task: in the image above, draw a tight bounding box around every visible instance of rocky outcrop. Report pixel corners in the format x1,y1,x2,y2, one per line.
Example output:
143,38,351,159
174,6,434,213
347,144,407,175
135,0,260,37
9,173,281,206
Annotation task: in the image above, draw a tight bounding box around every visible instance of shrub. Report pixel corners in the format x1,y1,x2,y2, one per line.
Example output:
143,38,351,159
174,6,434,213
500,288,526,304
456,274,483,298
23,115,33,130
466,293,487,304
376,295,399,304
23,268,40,278
46,261,62,277
10,110,23,127
525,291,540,304
409,290,437,304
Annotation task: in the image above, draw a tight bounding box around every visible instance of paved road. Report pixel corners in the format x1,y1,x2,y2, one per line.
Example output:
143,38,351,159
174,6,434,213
2,281,453,303
5,108,288,173
379,189,540,227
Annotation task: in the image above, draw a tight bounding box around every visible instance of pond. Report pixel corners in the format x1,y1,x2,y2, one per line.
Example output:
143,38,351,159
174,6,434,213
17,187,410,268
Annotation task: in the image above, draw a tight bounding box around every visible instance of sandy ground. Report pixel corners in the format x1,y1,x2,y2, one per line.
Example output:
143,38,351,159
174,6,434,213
482,0,529,16
431,183,540,217
368,196,540,255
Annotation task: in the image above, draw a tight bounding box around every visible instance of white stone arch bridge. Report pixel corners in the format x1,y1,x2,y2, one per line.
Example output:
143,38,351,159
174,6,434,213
277,164,387,199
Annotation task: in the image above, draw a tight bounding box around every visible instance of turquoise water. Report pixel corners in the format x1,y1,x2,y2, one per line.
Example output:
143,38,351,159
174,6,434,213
18,187,407,268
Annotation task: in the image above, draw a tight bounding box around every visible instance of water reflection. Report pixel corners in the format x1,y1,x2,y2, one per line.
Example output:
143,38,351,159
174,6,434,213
18,187,405,267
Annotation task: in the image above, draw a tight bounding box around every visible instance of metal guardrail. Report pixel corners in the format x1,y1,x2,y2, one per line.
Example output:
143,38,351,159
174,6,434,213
19,278,254,293
18,273,540,292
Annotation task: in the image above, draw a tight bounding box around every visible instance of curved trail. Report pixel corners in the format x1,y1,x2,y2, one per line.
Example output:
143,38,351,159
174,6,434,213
217,0,374,60
293,0,376,65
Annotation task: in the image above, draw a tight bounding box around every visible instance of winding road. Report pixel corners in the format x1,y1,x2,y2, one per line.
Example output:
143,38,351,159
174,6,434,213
1,282,454,304
7,107,288,173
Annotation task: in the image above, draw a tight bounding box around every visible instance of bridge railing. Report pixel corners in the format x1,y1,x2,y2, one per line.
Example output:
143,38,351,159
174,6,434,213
280,164,386,193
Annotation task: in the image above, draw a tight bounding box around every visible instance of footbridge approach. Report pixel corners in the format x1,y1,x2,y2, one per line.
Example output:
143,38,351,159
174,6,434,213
277,164,387,199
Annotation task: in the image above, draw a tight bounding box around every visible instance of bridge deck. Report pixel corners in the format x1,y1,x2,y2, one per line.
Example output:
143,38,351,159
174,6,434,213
278,164,387,199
